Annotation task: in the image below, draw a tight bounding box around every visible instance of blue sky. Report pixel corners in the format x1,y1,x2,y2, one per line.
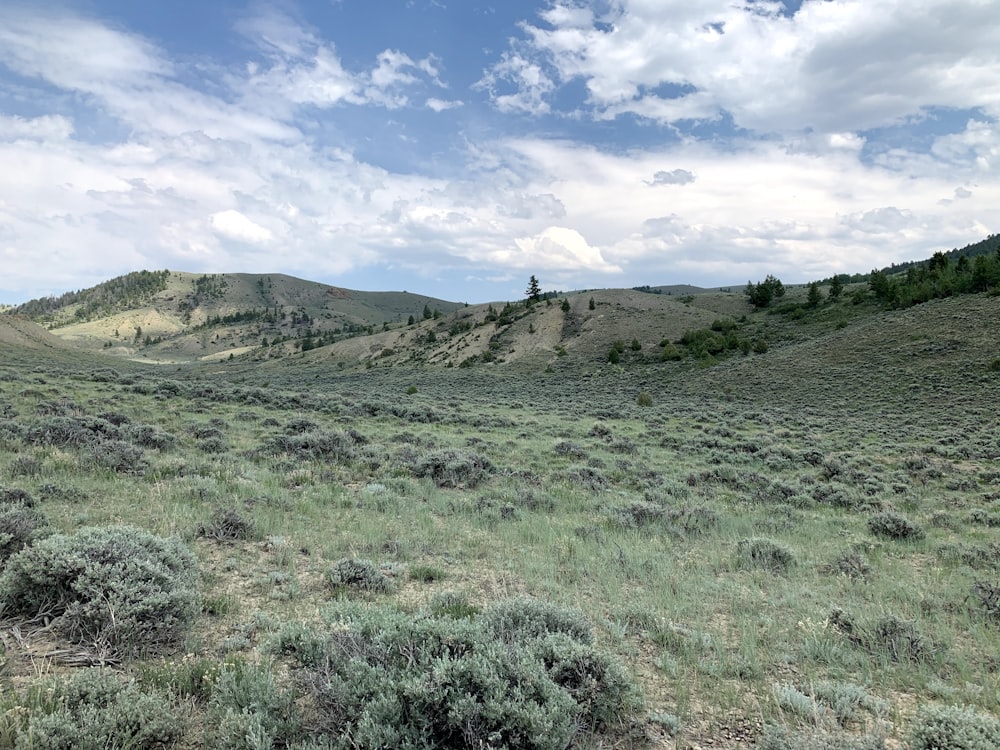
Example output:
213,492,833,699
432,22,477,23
0,0,997,304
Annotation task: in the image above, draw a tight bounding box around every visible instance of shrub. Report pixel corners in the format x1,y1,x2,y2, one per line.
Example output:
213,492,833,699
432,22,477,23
606,500,665,529
828,608,940,664
636,391,653,407
279,600,638,749
867,511,925,541
0,487,33,506
89,439,148,475
198,506,259,542
0,526,200,655
970,580,1000,623
259,428,362,461
483,598,594,645
412,449,495,488
907,704,1000,750
821,549,872,580
0,668,184,749
207,659,301,750
329,557,394,593
735,538,795,573
0,502,52,564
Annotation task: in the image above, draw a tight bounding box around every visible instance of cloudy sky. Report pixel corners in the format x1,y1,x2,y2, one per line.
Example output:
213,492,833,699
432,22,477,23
0,0,997,304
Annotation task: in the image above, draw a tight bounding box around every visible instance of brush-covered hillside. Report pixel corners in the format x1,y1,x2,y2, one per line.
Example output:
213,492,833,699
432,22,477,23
9,271,462,363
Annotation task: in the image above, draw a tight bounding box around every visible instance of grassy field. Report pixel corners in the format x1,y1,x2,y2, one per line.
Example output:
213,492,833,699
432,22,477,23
0,290,998,748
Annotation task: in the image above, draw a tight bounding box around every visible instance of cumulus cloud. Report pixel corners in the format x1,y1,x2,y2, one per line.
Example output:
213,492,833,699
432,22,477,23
514,227,622,272
210,210,274,244
484,0,1000,135
475,52,555,115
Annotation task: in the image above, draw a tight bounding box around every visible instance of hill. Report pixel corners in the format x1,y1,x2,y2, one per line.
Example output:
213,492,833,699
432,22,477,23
9,271,463,363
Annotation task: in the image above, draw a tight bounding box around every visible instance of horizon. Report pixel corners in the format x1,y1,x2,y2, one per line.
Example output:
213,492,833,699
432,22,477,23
1,1,997,305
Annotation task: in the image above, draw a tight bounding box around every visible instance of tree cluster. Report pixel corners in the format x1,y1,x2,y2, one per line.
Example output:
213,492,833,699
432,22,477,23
744,275,786,308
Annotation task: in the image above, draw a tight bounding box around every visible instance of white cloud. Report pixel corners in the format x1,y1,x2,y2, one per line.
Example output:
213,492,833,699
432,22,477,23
426,97,463,112
486,0,1000,135
0,114,74,141
475,52,555,115
210,210,274,244
514,226,622,273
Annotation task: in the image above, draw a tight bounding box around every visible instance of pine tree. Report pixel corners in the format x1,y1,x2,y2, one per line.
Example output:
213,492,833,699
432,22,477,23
525,275,541,303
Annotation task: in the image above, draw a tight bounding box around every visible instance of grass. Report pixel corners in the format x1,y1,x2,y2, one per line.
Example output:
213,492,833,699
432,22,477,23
0,291,998,746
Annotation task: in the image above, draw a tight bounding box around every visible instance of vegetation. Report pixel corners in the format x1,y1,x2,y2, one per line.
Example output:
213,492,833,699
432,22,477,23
0,240,998,747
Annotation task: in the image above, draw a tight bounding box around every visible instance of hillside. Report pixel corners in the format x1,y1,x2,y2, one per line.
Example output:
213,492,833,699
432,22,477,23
9,271,463,363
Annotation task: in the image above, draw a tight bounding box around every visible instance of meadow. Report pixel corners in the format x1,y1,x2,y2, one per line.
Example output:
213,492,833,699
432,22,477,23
0,289,999,749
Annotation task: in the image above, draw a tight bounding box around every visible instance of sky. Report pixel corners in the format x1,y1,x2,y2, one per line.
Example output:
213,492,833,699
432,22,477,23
0,0,998,305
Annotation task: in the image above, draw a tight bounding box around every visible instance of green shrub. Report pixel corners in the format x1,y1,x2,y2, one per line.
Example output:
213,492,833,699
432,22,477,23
207,659,301,750
0,668,184,749
868,511,925,541
0,502,51,564
828,608,940,664
412,449,494,488
329,557,394,593
970,580,1000,623
198,506,259,542
606,500,665,529
907,704,1000,749
636,391,653,407
278,599,638,749
89,439,148,475
735,537,796,573
483,598,594,645
0,526,200,655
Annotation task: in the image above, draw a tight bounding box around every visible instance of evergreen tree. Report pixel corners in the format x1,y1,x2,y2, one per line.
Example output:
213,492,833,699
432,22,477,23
828,276,844,299
806,281,822,308
525,275,541,302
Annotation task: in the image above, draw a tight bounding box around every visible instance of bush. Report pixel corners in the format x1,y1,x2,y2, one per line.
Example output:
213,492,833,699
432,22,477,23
258,428,362,461
277,599,638,749
636,391,653,407
483,598,594,645
0,668,184,749
907,704,1000,749
329,558,394,593
198,506,259,542
0,526,200,655
828,608,940,664
207,659,301,750
0,502,52,564
735,538,795,573
868,511,925,541
606,500,665,529
412,449,495,488
89,439,148,475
